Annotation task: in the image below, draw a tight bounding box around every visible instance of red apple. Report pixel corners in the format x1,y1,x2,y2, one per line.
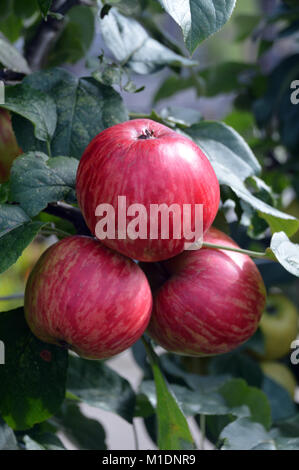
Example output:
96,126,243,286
76,119,220,262
0,109,22,183
24,236,153,359
147,227,266,356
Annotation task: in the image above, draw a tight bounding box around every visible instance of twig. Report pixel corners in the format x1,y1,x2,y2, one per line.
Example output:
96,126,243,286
202,242,269,260
25,0,82,71
0,70,26,83
43,202,92,236
0,293,24,301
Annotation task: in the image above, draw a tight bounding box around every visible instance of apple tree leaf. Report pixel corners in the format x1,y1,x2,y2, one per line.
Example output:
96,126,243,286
0,308,68,430
0,35,30,74
37,0,53,18
0,204,46,274
0,418,18,450
15,68,128,159
100,8,197,75
143,340,195,450
23,433,66,450
270,232,299,277
10,152,78,217
0,84,57,143
52,401,107,450
220,417,299,450
66,355,136,424
183,122,299,237
158,0,237,54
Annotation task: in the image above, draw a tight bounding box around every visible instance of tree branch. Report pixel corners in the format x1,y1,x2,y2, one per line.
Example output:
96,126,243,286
0,69,26,83
44,202,92,236
25,0,82,71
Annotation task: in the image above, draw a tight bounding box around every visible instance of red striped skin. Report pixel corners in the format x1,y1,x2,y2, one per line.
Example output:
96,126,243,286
24,236,153,359
147,228,266,356
0,109,22,183
76,119,220,262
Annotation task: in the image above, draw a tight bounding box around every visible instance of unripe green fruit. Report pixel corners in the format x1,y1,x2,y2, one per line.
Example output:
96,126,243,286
258,294,298,360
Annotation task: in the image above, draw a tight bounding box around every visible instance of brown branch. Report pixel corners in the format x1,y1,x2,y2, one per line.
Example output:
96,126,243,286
24,0,82,71
44,202,92,236
0,69,26,83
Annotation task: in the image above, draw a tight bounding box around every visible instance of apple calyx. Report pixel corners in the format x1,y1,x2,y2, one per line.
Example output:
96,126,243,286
138,128,155,140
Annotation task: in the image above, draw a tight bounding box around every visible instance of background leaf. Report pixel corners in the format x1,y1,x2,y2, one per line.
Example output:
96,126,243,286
158,0,237,54
0,418,18,450
143,341,195,450
17,68,128,158
0,34,31,74
10,152,78,217
0,205,46,274
66,355,136,424
1,85,57,143
0,308,68,430
100,8,197,75
52,401,107,450
270,232,299,277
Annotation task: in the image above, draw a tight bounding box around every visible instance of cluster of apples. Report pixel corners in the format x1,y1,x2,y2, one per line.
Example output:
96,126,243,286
24,119,267,360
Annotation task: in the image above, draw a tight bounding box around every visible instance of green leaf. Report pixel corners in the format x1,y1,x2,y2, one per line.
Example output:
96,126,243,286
0,204,29,237
220,417,273,450
48,6,95,66
183,122,299,237
1,84,57,143
153,74,202,103
140,380,250,419
234,14,261,42
23,433,65,450
143,340,195,450
262,376,297,423
0,12,22,43
66,355,136,424
200,62,256,96
274,414,299,437
158,0,237,54
208,352,263,388
10,152,78,217
0,34,31,74
254,54,299,153
0,0,12,21
243,329,265,356
159,106,203,128
0,203,45,274
183,121,261,179
0,308,68,430
220,378,271,430
53,401,107,450
38,0,52,18
100,8,197,75
19,68,128,158
221,417,299,450
270,232,299,277
0,183,9,204
0,418,18,450
13,0,37,19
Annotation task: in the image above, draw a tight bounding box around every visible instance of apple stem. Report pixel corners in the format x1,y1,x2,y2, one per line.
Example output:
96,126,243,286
200,414,206,450
202,242,269,259
132,419,139,451
42,224,72,239
0,293,24,301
